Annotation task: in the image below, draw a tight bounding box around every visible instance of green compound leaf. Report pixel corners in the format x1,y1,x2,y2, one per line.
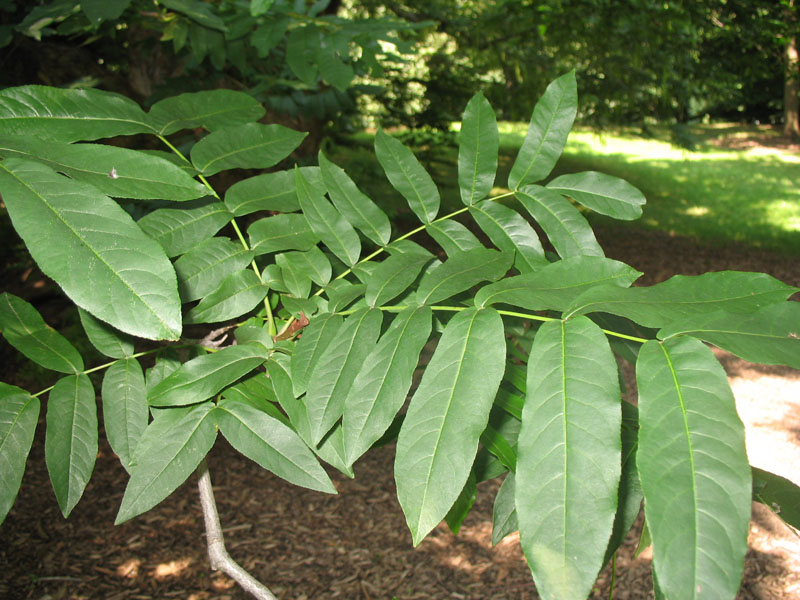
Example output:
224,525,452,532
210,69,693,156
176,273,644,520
547,171,646,221
0,136,207,201
224,167,324,216
0,160,181,341
375,129,440,224
508,71,577,190
0,383,40,526
515,317,621,600
469,200,548,273
45,374,98,517
492,472,518,546
148,344,268,408
752,467,800,531
190,122,306,176
475,256,641,312
216,397,336,494
319,151,391,247
116,403,217,524
248,213,320,256
395,307,505,546
305,308,383,445
137,199,232,258
290,312,342,398
173,237,254,303
0,85,153,142
636,337,751,600
427,220,482,256
101,358,148,473
297,168,361,267
78,308,134,359
458,91,498,206
343,306,432,467
184,270,268,324
415,247,511,305
567,271,798,328
147,89,265,135
365,251,432,308
0,292,84,373
516,184,604,258
658,302,800,369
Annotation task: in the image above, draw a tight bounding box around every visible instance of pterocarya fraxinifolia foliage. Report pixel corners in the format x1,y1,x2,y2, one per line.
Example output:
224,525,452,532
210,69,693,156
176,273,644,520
0,72,798,600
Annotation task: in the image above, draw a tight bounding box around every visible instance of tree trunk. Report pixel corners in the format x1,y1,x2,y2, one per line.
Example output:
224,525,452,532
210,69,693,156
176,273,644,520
784,3,800,139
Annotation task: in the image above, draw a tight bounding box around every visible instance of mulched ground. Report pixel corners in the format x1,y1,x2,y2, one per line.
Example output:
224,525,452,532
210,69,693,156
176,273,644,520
1,223,799,600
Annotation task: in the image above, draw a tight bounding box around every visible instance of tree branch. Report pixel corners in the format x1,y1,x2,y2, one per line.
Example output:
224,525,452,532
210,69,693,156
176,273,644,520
196,459,279,600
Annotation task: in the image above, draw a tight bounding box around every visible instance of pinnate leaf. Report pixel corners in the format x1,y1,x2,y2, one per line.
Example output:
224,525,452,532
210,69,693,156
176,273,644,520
475,256,640,312
190,122,306,176
395,307,505,546
137,199,232,258
148,344,268,407
516,317,621,600
319,151,391,246
458,91,498,205
148,89,265,135
0,85,153,142
216,397,336,493
0,292,83,373
567,271,798,328
0,160,181,340
547,171,646,221
102,358,148,472
375,129,440,223
415,247,511,305
116,403,217,523
343,306,432,466
0,384,40,525
636,337,750,600
516,184,604,258
184,270,268,324
508,71,577,189
45,374,98,517
0,136,207,200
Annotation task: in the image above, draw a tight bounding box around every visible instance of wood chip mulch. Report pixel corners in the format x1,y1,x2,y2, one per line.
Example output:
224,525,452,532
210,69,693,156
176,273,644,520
1,226,799,600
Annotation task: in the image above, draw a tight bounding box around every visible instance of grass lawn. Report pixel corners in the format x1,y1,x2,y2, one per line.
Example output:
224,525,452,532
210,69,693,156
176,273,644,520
328,123,800,255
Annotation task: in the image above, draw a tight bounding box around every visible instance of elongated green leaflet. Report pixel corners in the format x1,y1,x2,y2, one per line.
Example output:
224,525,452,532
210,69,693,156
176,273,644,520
458,91,498,206
148,344,268,407
492,473,518,546
445,471,477,535
147,89,266,135
375,129,440,224
45,374,98,517
469,200,548,272
516,317,621,600
224,167,323,216
184,270,268,324
508,71,577,189
415,247,511,305
475,256,641,311
365,251,431,307
216,398,336,493
305,309,383,445
395,307,506,546
427,220,482,256
0,136,207,200
567,271,798,327
0,85,153,142
102,358,148,473
343,306,432,466
0,160,181,341
116,403,217,524
752,467,800,530
516,184,604,258
190,122,306,176
636,337,750,600
297,168,361,266
137,200,232,259
658,302,800,369
547,171,646,221
0,292,84,373
78,308,134,359
248,213,319,255
290,313,342,397
319,151,391,246
173,237,255,303
0,384,40,525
